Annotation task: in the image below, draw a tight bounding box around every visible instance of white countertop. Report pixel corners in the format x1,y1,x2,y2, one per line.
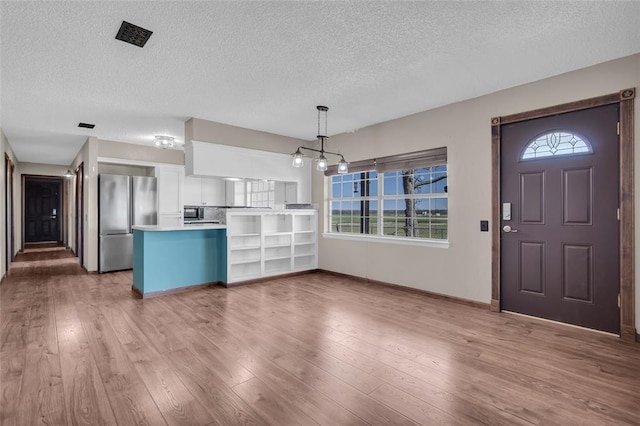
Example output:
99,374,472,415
133,224,227,232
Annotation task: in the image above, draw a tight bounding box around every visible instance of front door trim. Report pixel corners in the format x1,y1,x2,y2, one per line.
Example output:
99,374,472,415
491,88,636,342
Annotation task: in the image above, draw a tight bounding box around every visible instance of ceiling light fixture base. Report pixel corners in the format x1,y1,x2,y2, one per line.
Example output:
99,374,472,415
154,135,175,149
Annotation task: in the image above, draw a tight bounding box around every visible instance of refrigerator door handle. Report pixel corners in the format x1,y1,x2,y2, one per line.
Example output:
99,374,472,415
129,177,133,232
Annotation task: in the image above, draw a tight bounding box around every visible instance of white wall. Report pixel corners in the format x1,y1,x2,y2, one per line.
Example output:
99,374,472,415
98,139,184,165
1,129,6,279
1,129,20,279
1,130,8,278
185,117,305,154
69,137,98,271
19,162,68,177
316,53,640,330
98,163,154,177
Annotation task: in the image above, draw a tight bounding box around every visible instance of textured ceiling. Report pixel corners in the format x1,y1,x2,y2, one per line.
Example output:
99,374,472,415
1,1,639,165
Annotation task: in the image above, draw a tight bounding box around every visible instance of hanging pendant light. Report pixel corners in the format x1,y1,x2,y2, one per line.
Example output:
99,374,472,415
292,148,304,167
291,106,348,174
337,158,348,174
316,153,328,171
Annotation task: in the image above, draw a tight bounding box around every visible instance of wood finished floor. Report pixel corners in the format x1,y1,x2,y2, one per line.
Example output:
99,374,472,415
1,247,639,425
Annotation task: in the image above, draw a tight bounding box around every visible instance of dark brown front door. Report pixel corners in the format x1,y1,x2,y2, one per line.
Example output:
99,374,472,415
501,104,619,334
24,177,62,243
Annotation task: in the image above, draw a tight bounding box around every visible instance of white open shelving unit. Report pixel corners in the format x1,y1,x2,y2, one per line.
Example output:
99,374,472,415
226,210,317,283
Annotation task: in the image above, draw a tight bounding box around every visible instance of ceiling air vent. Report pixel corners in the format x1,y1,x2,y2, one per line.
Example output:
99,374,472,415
115,21,153,48
78,122,95,129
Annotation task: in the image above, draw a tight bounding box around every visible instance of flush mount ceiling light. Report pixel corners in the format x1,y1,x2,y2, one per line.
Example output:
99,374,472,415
154,135,175,149
291,106,348,174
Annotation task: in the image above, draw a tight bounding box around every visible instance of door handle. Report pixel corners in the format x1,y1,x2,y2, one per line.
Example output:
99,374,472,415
502,225,518,233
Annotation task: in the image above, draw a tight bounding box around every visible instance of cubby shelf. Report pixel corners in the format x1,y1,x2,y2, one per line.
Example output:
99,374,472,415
230,259,262,266
264,255,292,261
265,243,291,249
230,245,261,251
226,210,317,283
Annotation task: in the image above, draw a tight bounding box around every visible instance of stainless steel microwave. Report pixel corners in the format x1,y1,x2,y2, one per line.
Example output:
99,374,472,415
184,206,200,219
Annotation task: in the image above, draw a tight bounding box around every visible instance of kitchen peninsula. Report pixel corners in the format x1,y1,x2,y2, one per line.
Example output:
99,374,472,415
132,224,227,298
131,208,318,297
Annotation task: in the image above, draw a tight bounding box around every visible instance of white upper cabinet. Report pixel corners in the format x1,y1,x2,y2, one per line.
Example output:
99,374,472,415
155,166,184,220
202,178,224,205
184,176,224,206
183,176,203,205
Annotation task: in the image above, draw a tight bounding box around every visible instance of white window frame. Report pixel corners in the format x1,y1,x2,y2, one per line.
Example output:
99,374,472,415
326,167,448,244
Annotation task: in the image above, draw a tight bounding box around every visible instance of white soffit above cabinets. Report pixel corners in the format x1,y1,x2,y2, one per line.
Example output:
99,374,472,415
1,1,639,165
185,141,311,183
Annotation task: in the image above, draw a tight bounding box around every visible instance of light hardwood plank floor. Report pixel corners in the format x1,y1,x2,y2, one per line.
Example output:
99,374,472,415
1,247,639,425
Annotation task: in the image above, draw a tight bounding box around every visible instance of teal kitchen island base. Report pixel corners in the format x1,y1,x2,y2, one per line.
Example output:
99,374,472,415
132,225,227,297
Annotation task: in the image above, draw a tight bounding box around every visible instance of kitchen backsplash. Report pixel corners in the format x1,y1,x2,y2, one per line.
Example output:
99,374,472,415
202,207,227,224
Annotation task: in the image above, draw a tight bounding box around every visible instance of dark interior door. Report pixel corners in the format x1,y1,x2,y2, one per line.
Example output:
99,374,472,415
501,104,619,334
25,177,62,243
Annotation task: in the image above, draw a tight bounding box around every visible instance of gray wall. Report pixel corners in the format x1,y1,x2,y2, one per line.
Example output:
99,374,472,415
315,53,640,330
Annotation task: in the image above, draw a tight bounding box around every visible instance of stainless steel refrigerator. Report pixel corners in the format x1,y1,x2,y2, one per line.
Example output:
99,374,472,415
99,174,157,272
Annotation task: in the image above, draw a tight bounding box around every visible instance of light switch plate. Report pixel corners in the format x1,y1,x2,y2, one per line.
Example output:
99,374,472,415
480,220,489,232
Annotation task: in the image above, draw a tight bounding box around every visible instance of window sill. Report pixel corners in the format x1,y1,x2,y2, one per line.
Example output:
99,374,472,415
322,232,449,248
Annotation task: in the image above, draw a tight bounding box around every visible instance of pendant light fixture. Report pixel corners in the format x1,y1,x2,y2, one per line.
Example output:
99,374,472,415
291,106,348,174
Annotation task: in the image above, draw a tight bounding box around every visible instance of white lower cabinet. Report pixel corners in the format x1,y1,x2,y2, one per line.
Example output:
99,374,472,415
226,210,317,283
